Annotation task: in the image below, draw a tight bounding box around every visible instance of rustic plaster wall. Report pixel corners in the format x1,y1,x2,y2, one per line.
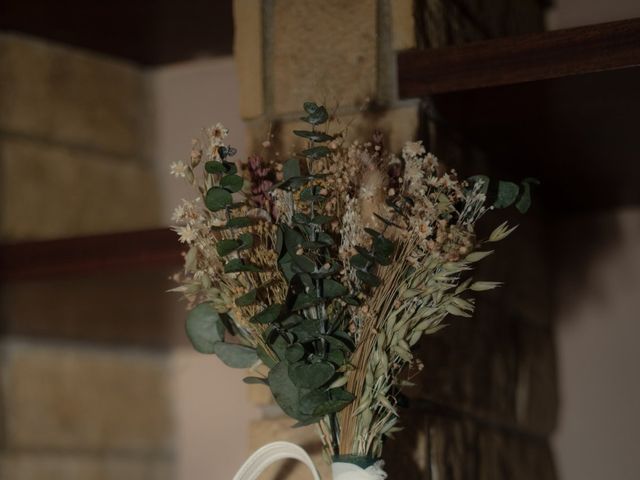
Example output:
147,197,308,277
554,209,640,480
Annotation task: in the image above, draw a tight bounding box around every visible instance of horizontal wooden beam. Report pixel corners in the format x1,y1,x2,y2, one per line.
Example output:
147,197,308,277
0,229,184,282
398,17,640,96
0,229,187,347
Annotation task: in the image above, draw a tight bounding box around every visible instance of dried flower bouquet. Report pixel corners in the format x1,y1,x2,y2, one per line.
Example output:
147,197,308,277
170,102,535,465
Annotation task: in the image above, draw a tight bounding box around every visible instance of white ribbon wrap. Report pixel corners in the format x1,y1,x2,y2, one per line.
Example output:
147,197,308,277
232,441,387,480
332,461,388,480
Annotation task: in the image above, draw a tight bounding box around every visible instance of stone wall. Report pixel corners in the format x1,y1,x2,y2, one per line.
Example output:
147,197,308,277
0,33,160,241
233,1,557,478
0,34,172,480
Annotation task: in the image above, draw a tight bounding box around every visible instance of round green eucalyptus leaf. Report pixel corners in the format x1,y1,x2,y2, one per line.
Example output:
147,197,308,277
322,278,348,298
268,361,312,422
185,303,225,354
312,388,354,416
494,181,519,209
213,343,259,368
356,269,381,287
205,187,232,211
285,343,305,363
205,160,225,174
303,102,319,114
251,304,283,324
289,361,335,389
221,174,244,193
226,217,255,229
216,239,241,257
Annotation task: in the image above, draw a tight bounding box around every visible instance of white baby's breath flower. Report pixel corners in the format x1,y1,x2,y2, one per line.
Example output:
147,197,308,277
402,141,426,159
209,122,229,146
175,224,197,244
210,217,226,227
171,204,186,222
425,153,439,169
170,161,188,178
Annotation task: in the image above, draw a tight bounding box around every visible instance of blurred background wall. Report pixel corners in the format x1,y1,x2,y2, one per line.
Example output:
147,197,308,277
0,1,639,479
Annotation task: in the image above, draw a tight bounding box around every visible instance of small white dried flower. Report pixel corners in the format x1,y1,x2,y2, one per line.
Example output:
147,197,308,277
170,161,188,178
210,122,229,144
171,204,186,222
175,224,197,244
402,141,426,159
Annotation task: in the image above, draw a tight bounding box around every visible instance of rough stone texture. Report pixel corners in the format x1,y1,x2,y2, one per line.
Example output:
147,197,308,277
415,0,545,49
249,416,331,480
233,0,264,119
391,0,417,51
271,0,378,115
0,454,173,480
0,136,161,241
1,341,172,453
0,34,146,158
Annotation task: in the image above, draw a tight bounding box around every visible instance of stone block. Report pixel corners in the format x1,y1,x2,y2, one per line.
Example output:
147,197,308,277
1,341,172,453
391,0,417,51
0,453,172,480
233,0,264,119
0,137,161,241
0,34,146,157
249,416,331,480
271,0,377,115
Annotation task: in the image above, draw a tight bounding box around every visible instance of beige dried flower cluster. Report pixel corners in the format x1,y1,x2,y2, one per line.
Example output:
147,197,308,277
171,111,522,463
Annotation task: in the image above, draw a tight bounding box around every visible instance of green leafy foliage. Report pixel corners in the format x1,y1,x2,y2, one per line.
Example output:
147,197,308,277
185,303,225,353
251,304,283,324
204,160,225,174
289,361,335,389
213,343,259,368
205,187,232,211
216,239,241,257
293,130,334,142
220,174,244,192
224,258,262,273
301,146,332,159
226,217,255,229
494,181,519,208
468,175,539,213
268,361,316,422
235,289,257,306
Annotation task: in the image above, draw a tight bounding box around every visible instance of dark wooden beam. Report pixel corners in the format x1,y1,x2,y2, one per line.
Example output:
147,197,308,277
0,229,187,348
0,229,184,282
399,17,640,97
0,0,234,65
